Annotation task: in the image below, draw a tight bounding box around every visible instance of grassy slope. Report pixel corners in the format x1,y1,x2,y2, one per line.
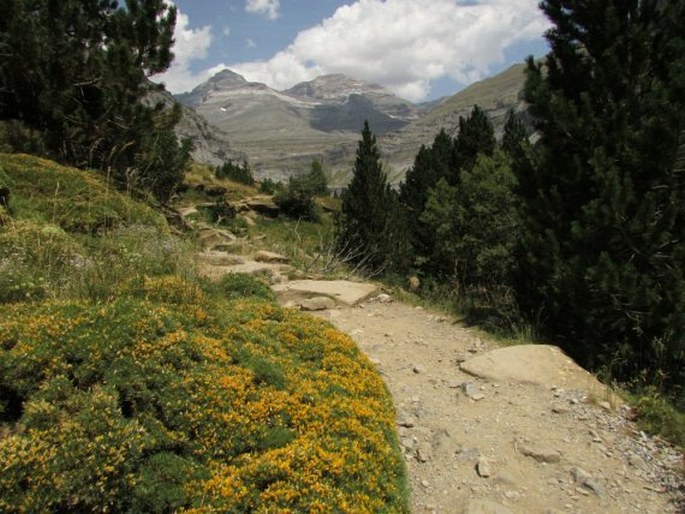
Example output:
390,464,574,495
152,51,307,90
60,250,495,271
0,154,409,512
422,63,527,123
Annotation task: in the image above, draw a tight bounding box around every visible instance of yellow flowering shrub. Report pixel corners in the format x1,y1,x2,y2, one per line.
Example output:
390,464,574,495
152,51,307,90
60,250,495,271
0,289,408,512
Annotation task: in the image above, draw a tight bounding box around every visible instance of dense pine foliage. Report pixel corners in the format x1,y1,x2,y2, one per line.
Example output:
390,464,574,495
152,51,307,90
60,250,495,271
336,121,399,272
514,0,685,390
0,0,189,202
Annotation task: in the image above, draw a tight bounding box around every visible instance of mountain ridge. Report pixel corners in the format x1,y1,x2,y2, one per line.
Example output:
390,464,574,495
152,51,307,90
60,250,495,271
173,65,529,183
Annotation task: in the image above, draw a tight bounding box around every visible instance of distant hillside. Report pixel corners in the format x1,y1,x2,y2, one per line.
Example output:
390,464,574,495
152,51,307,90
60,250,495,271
377,63,529,179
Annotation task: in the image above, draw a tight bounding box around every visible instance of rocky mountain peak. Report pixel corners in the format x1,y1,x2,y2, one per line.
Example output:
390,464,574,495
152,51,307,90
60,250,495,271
206,69,249,89
284,74,389,103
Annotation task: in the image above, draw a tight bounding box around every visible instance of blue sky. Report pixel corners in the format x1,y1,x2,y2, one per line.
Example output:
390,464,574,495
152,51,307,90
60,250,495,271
154,0,550,102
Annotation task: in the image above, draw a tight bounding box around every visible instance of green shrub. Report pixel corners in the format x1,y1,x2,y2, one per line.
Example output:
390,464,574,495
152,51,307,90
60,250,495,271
215,159,254,185
0,296,408,513
0,221,85,302
632,391,685,449
259,177,281,194
199,272,275,303
274,175,321,222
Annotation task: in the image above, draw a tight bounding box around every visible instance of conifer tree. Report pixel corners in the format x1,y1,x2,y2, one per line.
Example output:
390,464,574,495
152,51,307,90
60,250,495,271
515,0,685,386
0,0,186,202
453,105,496,180
399,129,455,267
501,109,528,159
336,121,394,271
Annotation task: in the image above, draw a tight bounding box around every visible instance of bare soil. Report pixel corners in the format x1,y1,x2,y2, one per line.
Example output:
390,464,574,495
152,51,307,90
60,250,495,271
312,299,684,514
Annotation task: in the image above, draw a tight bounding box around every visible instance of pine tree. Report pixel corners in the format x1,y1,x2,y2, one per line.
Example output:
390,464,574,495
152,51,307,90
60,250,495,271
399,129,455,267
515,0,685,386
0,0,185,201
501,109,528,159
453,105,496,180
336,121,394,271
306,159,329,196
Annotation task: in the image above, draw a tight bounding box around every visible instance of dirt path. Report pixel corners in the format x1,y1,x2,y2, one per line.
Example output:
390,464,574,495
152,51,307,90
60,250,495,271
312,299,683,514
185,208,683,514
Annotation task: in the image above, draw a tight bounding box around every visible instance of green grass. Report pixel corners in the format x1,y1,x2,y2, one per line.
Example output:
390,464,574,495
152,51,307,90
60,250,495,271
246,214,348,276
0,153,165,233
627,390,685,449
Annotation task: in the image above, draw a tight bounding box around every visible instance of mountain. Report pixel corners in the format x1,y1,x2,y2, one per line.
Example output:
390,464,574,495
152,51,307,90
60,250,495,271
174,70,422,180
173,64,529,184
148,85,245,167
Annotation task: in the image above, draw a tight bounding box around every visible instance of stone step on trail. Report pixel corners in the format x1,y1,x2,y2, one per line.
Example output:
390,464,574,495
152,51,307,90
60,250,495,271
272,280,380,308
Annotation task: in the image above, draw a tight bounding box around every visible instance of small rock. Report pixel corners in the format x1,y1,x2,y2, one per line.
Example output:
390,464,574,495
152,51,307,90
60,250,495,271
628,454,647,470
370,293,392,303
416,442,433,463
401,437,415,450
254,250,289,263
413,365,426,374
300,297,336,311
462,382,478,398
517,442,562,463
432,429,451,449
463,499,513,514
570,467,592,484
571,467,604,496
503,490,521,501
598,401,612,412
397,416,416,428
476,457,495,478
552,404,570,414
457,447,481,461
582,478,605,497
493,470,519,487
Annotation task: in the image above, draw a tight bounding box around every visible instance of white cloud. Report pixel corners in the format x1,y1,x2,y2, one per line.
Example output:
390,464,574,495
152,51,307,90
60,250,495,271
246,38,257,49
231,0,549,101
152,9,214,93
245,0,280,20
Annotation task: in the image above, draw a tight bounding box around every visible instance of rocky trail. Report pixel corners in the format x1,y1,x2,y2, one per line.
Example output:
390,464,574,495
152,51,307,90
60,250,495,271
188,213,684,514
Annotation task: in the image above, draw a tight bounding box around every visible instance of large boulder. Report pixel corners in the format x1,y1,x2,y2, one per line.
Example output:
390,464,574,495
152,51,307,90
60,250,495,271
460,344,615,397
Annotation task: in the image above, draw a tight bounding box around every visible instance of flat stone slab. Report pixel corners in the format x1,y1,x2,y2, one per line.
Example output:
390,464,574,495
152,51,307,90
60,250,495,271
196,251,245,267
272,280,379,307
460,344,612,395
198,261,291,280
